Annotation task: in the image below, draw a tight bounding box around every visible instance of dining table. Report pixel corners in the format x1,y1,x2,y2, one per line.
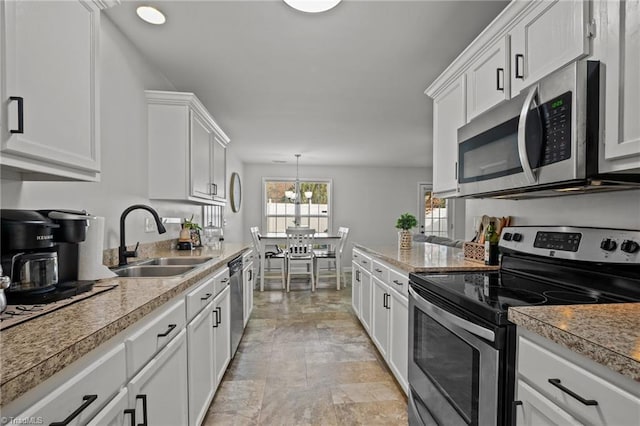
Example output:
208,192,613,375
257,232,342,291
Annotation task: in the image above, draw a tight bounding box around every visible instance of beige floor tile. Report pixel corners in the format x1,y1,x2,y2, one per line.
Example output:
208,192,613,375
206,276,407,425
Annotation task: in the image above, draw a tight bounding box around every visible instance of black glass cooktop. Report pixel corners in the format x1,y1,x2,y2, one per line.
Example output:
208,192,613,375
410,270,638,326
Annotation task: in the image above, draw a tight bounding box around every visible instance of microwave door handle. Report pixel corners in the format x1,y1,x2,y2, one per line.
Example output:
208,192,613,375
517,85,539,185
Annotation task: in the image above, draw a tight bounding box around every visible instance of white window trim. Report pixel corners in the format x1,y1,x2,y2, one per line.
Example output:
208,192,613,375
417,182,463,239
262,177,333,232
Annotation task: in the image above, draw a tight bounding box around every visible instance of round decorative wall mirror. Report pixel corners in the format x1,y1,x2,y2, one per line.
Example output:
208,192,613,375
230,172,242,212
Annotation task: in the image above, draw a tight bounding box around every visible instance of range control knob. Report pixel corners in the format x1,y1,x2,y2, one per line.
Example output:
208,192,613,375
503,232,513,241
512,233,523,242
600,238,617,252
621,240,639,254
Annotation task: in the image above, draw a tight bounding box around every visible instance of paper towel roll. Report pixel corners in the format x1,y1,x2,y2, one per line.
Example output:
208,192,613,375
78,216,117,280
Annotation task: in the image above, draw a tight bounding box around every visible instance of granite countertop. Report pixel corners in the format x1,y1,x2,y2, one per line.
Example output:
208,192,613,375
353,242,500,273
509,304,640,382
0,243,250,406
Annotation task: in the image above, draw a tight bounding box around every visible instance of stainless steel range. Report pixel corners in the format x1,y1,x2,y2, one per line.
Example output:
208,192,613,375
408,226,640,426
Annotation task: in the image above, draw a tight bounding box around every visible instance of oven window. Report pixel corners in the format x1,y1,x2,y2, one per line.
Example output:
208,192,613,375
414,309,479,424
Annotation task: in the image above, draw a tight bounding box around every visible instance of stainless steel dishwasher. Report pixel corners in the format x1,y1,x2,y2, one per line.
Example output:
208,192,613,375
228,255,244,358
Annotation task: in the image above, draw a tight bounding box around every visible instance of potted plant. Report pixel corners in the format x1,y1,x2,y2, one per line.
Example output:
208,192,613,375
396,212,417,250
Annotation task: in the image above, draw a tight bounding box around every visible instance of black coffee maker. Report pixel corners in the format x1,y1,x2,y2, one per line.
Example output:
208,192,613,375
0,209,93,304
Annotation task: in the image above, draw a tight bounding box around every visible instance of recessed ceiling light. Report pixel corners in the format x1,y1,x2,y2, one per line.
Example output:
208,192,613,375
283,0,342,14
136,6,166,25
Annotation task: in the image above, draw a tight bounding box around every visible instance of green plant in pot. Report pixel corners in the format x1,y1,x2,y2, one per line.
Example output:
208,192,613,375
396,212,417,250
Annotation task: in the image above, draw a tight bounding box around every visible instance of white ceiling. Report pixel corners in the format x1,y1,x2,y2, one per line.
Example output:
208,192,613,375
106,0,508,167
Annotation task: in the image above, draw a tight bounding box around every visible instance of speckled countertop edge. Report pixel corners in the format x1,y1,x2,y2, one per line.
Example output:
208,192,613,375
0,244,250,406
352,242,500,273
509,305,640,382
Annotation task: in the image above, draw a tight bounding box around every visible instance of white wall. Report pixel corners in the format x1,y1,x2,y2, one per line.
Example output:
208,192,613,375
243,163,430,259
0,16,245,249
465,190,640,239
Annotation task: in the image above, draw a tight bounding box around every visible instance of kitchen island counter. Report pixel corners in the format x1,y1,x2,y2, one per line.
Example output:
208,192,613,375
353,242,500,273
509,303,640,382
0,243,250,406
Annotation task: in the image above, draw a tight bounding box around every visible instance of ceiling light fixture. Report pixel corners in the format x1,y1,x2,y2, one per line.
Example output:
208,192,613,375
136,6,166,25
283,0,342,14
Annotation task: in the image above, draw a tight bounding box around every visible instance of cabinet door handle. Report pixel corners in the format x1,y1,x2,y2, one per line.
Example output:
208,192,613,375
201,292,213,301
123,408,136,426
515,54,524,79
383,293,388,308
210,183,218,195
386,293,391,310
248,270,253,281
496,68,504,91
136,394,149,426
157,323,177,337
216,307,222,325
356,270,360,281
548,379,598,406
9,96,24,134
49,394,98,425
212,308,219,328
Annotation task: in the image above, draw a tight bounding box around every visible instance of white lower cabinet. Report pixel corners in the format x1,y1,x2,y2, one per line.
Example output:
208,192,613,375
242,258,254,327
352,251,408,395
86,388,132,426
351,263,362,317
515,380,582,426
128,330,189,426
371,276,390,359
388,289,408,393
12,344,126,425
187,301,216,426
213,285,231,386
359,267,372,333
516,329,640,426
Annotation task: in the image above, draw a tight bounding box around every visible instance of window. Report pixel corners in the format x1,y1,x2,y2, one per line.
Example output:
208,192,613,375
263,178,332,233
419,184,448,237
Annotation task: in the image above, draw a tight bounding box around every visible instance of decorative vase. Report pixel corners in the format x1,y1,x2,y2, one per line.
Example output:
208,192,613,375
398,230,412,250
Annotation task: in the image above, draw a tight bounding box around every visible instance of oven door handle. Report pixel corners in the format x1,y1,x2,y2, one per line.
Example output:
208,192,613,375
517,85,539,185
409,287,495,343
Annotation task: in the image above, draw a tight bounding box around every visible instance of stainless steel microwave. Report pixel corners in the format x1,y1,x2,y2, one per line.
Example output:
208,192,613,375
457,60,640,199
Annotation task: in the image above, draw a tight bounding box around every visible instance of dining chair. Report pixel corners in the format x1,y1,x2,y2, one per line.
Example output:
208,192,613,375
250,226,285,289
314,227,349,289
284,227,316,292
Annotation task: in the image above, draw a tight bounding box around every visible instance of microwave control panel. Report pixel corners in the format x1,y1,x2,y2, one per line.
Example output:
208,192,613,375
539,91,572,166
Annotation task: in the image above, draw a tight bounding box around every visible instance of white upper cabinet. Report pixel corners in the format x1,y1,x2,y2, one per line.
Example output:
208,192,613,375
509,0,590,96
146,91,230,205
466,37,509,120
0,0,104,181
594,0,640,172
431,76,465,197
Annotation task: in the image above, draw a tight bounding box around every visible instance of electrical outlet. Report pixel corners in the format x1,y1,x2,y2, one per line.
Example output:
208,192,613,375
144,218,155,233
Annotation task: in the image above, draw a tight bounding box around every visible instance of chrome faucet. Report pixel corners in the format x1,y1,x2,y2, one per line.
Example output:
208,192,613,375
119,204,167,266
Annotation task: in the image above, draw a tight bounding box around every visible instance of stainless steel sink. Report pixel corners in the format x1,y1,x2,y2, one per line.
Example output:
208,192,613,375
138,257,214,266
112,265,196,278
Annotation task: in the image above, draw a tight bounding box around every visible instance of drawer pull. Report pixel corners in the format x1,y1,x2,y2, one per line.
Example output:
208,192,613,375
123,408,136,426
201,293,213,301
136,394,149,426
49,394,97,425
393,280,403,286
157,323,177,337
375,268,382,273
548,378,598,406
221,278,229,283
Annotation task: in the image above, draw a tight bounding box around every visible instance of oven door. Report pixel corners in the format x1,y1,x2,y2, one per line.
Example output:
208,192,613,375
408,286,499,426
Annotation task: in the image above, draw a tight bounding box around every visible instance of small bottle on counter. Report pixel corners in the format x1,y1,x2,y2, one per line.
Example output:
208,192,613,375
484,221,500,265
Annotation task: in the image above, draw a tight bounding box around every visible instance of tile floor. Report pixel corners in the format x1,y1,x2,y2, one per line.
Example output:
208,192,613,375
203,273,408,425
